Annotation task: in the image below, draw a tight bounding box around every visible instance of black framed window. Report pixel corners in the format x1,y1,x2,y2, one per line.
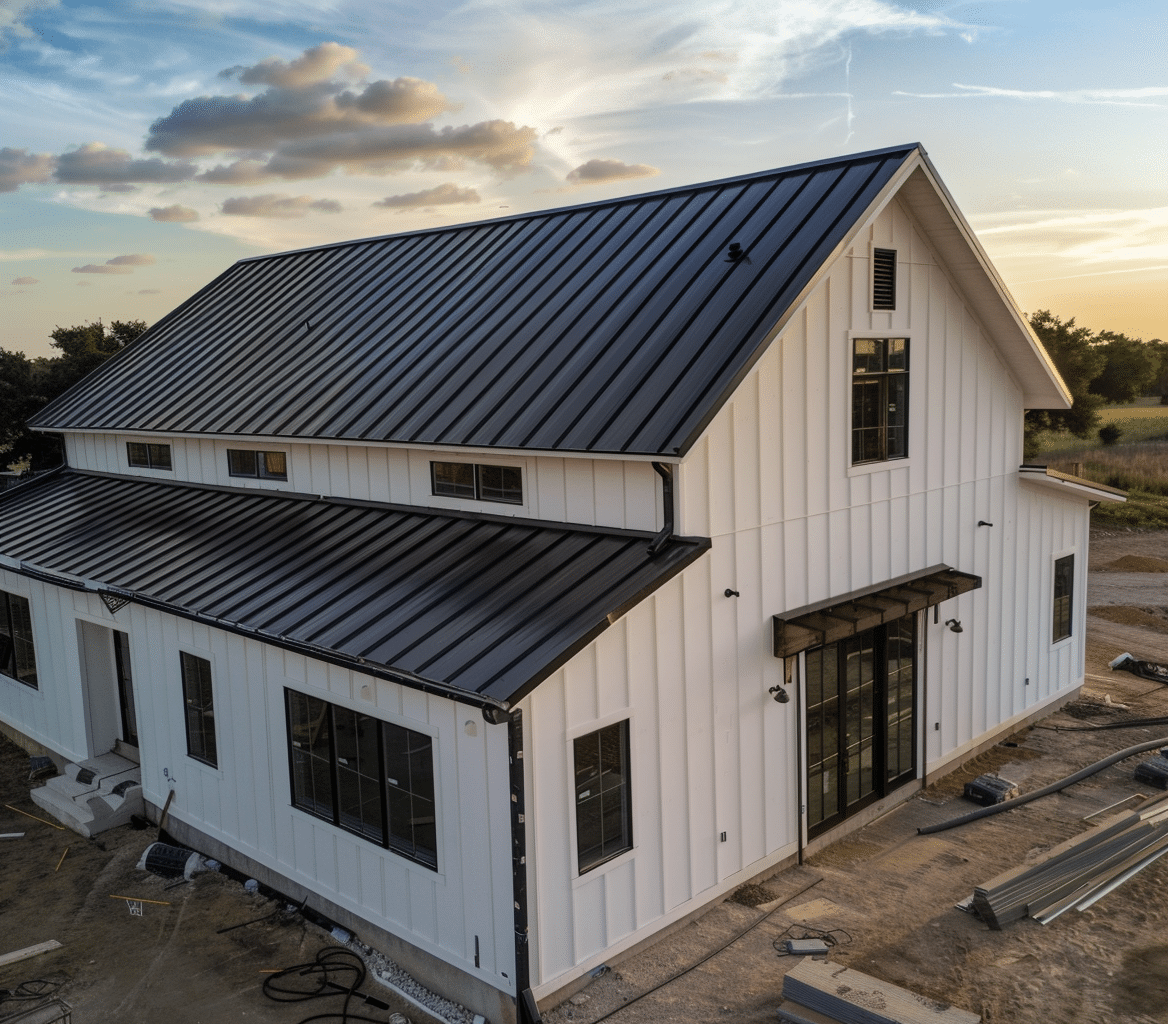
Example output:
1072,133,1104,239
0,590,38,689
1053,554,1074,643
127,442,172,470
431,461,522,504
852,337,908,465
574,720,632,873
180,652,217,767
286,690,437,869
227,449,288,480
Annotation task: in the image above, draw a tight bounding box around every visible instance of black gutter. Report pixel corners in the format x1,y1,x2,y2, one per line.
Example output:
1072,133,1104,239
509,707,543,1024
647,462,674,556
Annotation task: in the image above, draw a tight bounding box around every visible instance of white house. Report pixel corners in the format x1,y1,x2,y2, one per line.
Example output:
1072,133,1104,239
0,143,1122,1024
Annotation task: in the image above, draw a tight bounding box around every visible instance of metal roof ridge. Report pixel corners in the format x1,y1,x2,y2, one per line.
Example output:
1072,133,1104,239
235,143,922,266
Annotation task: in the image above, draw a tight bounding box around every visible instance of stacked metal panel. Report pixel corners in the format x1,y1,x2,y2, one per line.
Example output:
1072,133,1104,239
970,792,1168,929
777,961,981,1024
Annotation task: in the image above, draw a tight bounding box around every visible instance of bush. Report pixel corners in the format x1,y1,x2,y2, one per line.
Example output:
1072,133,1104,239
1099,423,1123,446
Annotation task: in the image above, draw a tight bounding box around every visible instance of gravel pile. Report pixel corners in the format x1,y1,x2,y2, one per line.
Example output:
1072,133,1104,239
349,938,479,1024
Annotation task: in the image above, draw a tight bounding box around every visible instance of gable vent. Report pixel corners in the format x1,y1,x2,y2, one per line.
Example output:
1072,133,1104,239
873,248,896,310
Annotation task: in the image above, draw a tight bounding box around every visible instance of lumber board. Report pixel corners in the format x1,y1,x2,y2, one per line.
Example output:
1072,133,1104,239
0,939,63,969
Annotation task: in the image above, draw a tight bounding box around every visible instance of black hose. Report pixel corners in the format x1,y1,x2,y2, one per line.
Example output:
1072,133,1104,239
918,734,1168,834
1038,715,1168,732
262,946,394,1024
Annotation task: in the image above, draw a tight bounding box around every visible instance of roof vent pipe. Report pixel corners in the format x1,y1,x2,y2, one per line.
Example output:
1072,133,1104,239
648,462,674,556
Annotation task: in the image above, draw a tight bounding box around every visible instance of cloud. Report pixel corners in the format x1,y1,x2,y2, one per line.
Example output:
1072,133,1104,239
12,276,38,285
894,83,1168,107
196,159,277,185
373,183,481,209
0,0,56,43
0,147,55,192
137,289,162,294
266,120,537,178
71,253,154,274
223,42,369,89
146,74,454,157
99,183,138,193
149,204,200,222
56,143,196,185
567,159,660,185
220,193,343,218
75,280,91,286
973,206,1168,266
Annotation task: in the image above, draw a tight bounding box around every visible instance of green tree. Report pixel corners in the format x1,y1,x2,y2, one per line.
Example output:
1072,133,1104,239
1147,339,1168,405
1091,330,1159,405
1,319,147,471
1025,310,1107,457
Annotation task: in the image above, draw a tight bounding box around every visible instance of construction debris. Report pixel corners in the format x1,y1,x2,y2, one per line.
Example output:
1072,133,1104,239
0,940,63,970
777,960,980,1024
1133,755,1168,790
969,791,1168,929
1110,652,1168,684
962,774,1019,806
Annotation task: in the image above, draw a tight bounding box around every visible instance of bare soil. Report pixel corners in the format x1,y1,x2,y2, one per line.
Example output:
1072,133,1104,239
544,527,1168,1024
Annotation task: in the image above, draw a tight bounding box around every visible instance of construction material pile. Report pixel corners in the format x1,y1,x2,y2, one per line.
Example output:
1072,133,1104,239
777,960,980,1024
970,792,1168,929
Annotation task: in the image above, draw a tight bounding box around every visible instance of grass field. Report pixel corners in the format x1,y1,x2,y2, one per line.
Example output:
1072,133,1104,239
1035,398,1168,458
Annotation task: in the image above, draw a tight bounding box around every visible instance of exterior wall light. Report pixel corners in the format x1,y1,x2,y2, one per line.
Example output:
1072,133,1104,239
945,618,963,633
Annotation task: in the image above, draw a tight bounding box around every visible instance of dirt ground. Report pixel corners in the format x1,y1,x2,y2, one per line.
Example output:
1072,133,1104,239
2,527,1166,1024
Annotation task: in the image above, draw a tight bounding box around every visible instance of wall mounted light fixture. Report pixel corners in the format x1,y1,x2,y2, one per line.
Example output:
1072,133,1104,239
944,618,963,634
768,685,790,704
724,588,740,598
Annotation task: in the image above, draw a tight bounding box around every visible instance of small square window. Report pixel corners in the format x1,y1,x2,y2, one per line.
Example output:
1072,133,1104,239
574,720,632,873
227,449,287,481
1053,554,1074,643
432,461,476,499
127,442,172,471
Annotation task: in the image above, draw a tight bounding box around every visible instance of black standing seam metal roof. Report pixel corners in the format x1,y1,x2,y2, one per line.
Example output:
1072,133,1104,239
0,471,708,706
31,145,919,455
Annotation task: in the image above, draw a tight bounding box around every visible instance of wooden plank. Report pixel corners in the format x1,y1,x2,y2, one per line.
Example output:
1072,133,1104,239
0,939,62,969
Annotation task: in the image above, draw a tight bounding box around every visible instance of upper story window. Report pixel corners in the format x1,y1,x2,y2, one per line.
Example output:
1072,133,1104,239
872,248,896,310
852,337,909,465
0,590,38,689
431,461,522,505
127,442,172,471
228,449,288,481
1052,554,1074,643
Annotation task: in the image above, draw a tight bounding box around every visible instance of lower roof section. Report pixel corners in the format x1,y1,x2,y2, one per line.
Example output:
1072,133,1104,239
0,471,708,708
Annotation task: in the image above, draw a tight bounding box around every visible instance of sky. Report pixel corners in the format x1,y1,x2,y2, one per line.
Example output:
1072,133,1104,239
1,0,1165,360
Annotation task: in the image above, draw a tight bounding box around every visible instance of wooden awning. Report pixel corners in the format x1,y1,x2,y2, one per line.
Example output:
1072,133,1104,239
772,565,981,658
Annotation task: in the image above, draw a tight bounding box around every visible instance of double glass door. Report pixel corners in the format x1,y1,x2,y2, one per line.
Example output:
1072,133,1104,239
805,614,916,836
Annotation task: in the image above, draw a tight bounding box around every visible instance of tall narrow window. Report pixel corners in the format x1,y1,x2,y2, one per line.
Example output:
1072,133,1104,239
1053,554,1074,643
286,690,438,869
180,652,217,767
852,338,909,465
574,720,633,873
872,248,896,310
0,590,38,689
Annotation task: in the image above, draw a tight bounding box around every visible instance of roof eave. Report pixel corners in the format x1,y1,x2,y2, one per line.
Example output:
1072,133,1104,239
1018,465,1127,503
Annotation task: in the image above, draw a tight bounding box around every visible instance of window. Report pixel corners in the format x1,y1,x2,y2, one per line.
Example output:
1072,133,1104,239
852,337,909,465
1053,554,1074,643
431,461,522,505
286,690,437,869
127,442,172,470
872,248,896,310
227,449,288,480
180,652,217,767
574,720,632,873
0,590,38,688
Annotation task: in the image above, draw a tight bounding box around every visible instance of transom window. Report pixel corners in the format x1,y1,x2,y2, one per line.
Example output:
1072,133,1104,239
852,337,909,465
227,448,288,480
0,590,38,689
180,652,217,767
431,461,522,505
286,690,437,869
574,720,633,873
127,442,172,470
1053,554,1074,643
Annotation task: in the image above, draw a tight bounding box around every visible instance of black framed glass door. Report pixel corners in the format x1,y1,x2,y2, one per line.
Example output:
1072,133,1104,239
805,613,916,836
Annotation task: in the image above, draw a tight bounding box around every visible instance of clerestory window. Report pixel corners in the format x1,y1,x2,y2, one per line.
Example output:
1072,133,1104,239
852,337,909,465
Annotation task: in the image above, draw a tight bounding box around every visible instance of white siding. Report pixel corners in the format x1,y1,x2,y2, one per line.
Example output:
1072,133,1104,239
63,435,663,532
526,194,1093,994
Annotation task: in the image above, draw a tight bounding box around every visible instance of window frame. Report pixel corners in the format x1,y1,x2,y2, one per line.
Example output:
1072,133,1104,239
0,589,38,689
180,650,218,768
849,335,910,469
570,717,634,877
284,689,439,871
226,448,288,481
430,460,524,506
126,441,173,471
1052,552,1075,645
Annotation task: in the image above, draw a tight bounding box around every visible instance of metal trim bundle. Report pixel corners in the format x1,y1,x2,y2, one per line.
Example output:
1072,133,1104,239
970,792,1168,929
778,961,981,1024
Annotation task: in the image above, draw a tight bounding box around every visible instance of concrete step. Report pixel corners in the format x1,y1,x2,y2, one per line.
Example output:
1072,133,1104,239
31,753,143,838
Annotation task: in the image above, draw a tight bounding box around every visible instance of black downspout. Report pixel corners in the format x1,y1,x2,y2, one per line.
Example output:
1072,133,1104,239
648,462,674,556
509,708,542,1024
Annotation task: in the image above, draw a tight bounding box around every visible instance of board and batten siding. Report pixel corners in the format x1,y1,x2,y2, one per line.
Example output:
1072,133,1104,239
61,434,663,533
0,573,516,995
524,195,1092,994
